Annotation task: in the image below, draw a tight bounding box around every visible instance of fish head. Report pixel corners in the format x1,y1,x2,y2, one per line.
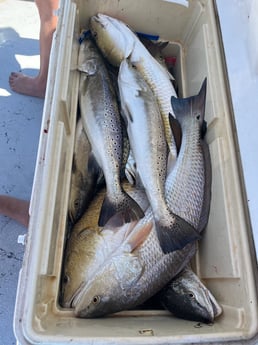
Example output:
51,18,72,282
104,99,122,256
161,267,222,323
90,14,135,66
73,252,144,318
60,228,102,308
78,38,107,75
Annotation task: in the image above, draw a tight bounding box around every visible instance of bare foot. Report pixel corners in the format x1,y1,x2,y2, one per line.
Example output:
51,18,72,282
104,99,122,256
9,72,46,98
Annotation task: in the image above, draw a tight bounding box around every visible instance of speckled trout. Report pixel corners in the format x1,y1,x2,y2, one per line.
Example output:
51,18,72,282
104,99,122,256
78,38,144,227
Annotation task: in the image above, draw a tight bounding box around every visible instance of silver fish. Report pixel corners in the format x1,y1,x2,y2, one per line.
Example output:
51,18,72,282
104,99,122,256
90,13,178,160
167,78,211,232
78,38,144,227
154,79,210,252
118,59,195,253
68,117,100,224
69,80,209,318
156,266,222,323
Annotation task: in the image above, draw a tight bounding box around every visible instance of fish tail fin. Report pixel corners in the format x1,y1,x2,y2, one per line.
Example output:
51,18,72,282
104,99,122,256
171,78,207,125
98,191,144,227
156,213,201,254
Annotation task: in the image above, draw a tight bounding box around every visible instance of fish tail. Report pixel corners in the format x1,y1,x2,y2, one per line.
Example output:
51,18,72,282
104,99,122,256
98,191,145,227
171,78,207,124
156,213,201,254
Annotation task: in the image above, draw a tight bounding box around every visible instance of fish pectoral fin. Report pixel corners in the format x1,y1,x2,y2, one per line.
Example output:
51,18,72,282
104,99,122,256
98,192,144,227
168,113,182,155
156,214,201,254
104,218,138,236
127,221,153,251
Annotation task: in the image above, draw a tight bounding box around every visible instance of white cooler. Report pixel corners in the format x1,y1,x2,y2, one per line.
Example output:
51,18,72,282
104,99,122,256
13,0,258,344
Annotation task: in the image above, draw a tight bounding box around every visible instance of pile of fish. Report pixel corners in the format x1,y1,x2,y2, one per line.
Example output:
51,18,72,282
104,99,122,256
60,13,222,322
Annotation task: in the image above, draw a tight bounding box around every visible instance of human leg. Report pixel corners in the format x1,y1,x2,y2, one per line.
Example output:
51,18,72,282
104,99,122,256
0,195,30,228
9,0,59,98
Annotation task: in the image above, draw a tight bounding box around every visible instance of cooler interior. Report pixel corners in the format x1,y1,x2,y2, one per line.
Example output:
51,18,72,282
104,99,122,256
14,0,258,344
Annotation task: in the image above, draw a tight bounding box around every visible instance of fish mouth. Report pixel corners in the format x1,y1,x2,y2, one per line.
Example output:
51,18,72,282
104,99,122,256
198,288,222,323
63,282,87,309
207,289,223,319
188,286,223,324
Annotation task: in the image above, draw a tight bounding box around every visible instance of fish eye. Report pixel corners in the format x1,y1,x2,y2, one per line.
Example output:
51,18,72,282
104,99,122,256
188,291,195,299
63,274,70,285
92,295,101,305
74,198,80,209
92,31,98,39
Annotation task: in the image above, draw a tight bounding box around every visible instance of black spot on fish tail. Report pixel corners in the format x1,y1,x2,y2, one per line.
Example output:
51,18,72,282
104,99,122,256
98,192,145,227
156,214,201,254
168,113,182,154
171,78,207,126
